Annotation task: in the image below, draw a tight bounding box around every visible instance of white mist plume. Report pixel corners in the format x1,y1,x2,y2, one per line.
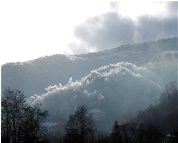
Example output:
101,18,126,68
32,62,166,129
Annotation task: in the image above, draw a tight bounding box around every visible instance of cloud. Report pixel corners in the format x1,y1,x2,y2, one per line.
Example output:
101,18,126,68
73,12,135,51
136,15,177,42
166,1,178,17
70,2,177,52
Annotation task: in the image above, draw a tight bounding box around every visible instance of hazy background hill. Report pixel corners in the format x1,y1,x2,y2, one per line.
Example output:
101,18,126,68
1,37,177,130
2,37,177,97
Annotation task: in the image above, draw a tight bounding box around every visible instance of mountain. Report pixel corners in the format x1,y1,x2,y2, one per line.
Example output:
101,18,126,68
1,37,178,130
2,37,177,97
133,81,178,135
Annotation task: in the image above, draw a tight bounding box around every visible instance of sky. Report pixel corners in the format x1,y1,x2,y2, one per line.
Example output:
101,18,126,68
0,1,177,65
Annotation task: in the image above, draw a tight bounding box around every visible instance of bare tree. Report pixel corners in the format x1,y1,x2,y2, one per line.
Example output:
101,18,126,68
1,88,48,143
64,105,95,143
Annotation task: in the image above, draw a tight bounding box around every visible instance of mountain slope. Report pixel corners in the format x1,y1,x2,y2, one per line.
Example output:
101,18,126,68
1,37,178,131
1,37,178,97
32,62,162,130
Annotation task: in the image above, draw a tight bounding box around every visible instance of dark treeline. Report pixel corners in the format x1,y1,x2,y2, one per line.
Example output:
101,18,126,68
1,82,178,143
52,82,178,143
1,88,48,143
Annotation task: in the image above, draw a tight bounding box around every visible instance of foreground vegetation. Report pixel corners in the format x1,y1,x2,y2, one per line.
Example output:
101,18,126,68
1,82,178,143
1,88,48,143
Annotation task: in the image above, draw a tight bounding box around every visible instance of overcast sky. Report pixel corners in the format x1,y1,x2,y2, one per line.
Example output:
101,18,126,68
0,1,177,65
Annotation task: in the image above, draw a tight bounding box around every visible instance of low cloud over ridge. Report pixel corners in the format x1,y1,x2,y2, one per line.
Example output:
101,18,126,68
70,2,177,53
32,62,165,129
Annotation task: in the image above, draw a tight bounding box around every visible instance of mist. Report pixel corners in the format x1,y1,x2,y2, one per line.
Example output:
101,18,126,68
1,1,178,143
20,38,177,130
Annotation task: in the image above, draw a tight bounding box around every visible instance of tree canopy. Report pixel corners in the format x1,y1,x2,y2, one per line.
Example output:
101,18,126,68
1,88,48,143
64,105,95,143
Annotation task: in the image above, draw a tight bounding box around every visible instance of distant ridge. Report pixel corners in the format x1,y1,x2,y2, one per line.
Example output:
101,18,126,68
2,37,178,97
